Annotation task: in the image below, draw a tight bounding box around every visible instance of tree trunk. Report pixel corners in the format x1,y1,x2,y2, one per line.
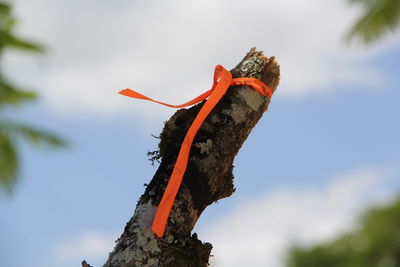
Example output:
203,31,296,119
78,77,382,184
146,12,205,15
103,48,280,267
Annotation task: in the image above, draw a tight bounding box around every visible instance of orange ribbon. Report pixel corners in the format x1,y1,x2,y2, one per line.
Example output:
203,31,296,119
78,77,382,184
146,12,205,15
119,65,272,237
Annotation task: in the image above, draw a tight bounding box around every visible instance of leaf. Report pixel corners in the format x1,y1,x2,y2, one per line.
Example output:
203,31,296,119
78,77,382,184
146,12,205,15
5,33,45,53
0,120,66,148
286,196,400,267
0,121,65,191
0,2,44,53
0,3,59,192
0,3,11,15
0,80,37,107
347,0,400,44
0,131,19,190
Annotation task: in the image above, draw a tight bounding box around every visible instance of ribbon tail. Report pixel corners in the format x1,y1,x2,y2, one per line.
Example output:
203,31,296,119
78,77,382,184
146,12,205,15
119,88,213,109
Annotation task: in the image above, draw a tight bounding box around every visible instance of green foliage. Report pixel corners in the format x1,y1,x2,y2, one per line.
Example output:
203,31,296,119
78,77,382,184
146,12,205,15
1,120,65,147
0,80,37,107
286,197,400,267
347,0,400,44
0,131,18,189
0,2,64,191
0,2,44,53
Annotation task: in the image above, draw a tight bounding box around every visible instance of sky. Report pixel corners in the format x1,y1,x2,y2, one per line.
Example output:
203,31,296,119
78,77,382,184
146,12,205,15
0,0,400,267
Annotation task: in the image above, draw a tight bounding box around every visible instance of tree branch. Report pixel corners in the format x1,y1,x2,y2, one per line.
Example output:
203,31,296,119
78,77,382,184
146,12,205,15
103,48,280,267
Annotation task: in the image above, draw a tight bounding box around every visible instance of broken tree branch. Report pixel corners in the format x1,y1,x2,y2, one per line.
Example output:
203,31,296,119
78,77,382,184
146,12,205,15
103,48,280,267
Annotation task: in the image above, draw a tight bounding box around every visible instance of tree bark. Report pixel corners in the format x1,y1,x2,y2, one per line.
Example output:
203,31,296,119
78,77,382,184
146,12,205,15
103,48,280,267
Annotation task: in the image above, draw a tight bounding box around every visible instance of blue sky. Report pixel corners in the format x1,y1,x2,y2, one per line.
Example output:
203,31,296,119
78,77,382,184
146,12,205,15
1,1,400,267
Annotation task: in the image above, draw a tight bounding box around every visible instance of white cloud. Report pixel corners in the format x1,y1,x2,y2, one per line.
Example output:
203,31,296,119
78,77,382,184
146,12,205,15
198,166,398,267
5,0,400,120
50,166,399,267
53,231,115,265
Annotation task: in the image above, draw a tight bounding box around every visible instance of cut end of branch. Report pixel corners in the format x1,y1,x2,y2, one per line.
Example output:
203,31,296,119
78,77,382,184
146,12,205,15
232,47,280,93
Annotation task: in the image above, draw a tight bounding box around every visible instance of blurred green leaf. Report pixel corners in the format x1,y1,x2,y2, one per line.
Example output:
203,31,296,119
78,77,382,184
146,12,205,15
0,131,19,190
0,3,11,15
347,0,400,44
0,2,44,53
0,120,66,147
0,80,37,107
2,32,45,52
286,197,400,267
0,120,66,189
0,2,65,191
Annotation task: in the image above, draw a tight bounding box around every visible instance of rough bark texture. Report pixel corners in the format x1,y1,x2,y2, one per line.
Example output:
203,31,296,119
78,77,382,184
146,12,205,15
103,48,280,267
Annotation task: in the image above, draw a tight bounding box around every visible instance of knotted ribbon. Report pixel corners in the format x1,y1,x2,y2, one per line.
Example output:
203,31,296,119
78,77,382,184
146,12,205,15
119,65,273,237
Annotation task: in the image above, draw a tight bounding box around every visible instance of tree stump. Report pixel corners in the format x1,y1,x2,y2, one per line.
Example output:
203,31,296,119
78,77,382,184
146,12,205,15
102,48,280,267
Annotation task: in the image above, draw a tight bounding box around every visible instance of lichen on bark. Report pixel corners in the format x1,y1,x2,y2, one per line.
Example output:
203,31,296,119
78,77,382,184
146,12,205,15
102,47,280,267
